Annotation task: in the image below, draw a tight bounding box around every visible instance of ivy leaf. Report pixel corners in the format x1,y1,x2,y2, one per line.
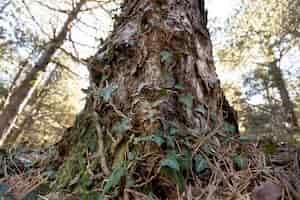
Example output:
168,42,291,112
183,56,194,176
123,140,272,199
195,105,206,115
194,154,208,174
0,193,15,200
0,183,9,193
159,88,168,97
165,135,175,148
160,151,180,171
179,93,194,109
23,191,39,200
239,134,257,142
160,157,180,171
174,84,184,90
210,113,217,122
201,144,215,156
178,149,192,171
232,155,245,170
223,121,236,133
125,178,135,188
101,162,126,197
152,135,165,146
146,193,154,200
173,170,185,192
160,50,172,64
263,142,277,155
134,134,165,146
112,117,130,134
81,192,101,200
98,83,118,101
161,167,185,192
80,172,93,190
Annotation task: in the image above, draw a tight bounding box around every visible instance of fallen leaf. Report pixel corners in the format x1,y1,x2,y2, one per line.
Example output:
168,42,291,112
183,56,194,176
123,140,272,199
252,181,282,200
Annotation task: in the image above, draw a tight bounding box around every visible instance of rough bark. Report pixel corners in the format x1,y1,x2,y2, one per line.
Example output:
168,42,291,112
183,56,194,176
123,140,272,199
56,0,238,199
268,61,299,130
0,0,86,146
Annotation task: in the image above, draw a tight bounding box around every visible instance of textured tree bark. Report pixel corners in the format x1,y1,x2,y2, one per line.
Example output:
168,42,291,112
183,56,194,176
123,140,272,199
56,0,238,199
0,0,87,146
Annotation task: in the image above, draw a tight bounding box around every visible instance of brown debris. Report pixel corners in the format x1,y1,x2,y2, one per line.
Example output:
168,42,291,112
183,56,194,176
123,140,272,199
252,181,282,200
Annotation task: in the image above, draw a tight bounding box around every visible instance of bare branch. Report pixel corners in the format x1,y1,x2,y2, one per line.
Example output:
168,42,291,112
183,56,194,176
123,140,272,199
35,0,68,14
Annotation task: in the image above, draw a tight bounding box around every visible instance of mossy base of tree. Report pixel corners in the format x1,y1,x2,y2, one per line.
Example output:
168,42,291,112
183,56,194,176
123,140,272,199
53,111,300,200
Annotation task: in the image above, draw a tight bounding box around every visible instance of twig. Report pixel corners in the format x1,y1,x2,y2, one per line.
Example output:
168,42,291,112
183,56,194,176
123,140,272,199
192,124,222,156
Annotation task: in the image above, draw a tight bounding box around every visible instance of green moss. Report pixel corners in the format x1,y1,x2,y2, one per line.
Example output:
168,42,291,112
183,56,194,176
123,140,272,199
56,113,99,190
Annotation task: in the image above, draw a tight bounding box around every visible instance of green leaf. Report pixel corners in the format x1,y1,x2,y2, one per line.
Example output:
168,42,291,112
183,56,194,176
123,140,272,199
0,193,15,200
160,167,184,192
81,192,101,200
195,105,206,115
223,121,236,133
146,192,154,200
210,113,217,122
112,117,130,134
178,150,192,171
134,134,165,146
125,178,135,189
160,158,180,171
194,154,208,174
152,135,165,146
201,144,215,156
238,134,257,141
174,84,184,90
160,50,172,64
160,151,180,171
165,135,175,148
159,88,168,96
179,93,194,109
80,172,93,189
263,142,277,155
232,155,245,170
101,162,126,197
0,183,9,193
23,192,39,200
173,170,185,192
98,83,118,101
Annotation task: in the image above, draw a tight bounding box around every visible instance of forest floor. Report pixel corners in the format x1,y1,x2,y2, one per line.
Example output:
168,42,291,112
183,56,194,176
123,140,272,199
0,134,300,200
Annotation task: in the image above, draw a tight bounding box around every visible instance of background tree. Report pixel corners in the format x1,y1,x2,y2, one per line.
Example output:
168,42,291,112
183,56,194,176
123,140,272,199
4,66,84,147
216,0,300,133
0,0,87,145
0,0,119,146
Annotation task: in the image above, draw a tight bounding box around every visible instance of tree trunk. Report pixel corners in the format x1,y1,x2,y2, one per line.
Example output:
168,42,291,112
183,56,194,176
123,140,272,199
56,0,238,199
268,61,299,130
0,0,86,146
4,67,57,146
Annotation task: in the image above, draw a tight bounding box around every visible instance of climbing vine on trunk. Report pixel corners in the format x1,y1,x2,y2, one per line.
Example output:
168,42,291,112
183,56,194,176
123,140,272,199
56,0,238,199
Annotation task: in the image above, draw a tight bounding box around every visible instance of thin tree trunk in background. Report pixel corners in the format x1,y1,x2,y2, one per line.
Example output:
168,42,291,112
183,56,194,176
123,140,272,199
0,0,86,146
2,60,29,110
56,0,238,198
269,61,299,130
5,67,57,146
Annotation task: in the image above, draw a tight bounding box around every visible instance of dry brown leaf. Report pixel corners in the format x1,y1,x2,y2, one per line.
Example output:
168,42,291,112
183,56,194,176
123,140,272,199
252,181,282,200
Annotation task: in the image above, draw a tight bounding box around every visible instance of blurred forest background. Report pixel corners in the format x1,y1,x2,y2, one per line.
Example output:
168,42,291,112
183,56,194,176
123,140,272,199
0,0,299,147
